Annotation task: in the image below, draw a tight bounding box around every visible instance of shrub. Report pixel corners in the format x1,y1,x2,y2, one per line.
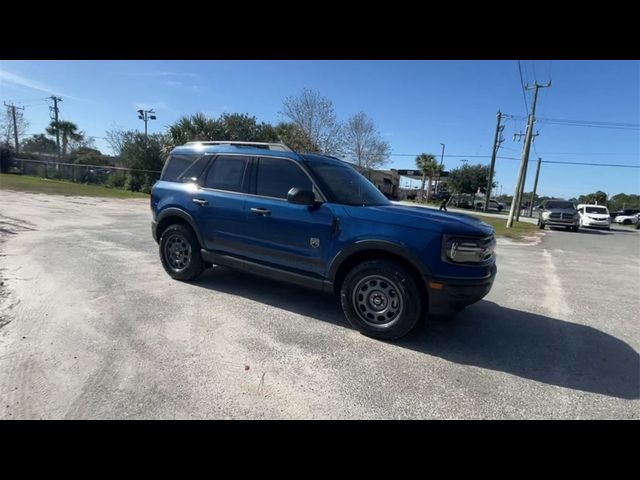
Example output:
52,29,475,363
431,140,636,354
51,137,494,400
106,172,127,189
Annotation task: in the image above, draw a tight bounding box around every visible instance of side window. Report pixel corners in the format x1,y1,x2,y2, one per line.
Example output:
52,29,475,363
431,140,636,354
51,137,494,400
204,156,248,192
161,154,210,182
161,154,192,182
256,157,312,199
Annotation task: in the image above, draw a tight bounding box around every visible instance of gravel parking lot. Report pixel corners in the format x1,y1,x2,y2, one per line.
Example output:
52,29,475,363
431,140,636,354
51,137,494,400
0,191,638,419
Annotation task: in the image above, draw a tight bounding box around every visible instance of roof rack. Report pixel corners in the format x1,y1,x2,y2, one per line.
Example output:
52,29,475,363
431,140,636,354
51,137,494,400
184,141,292,152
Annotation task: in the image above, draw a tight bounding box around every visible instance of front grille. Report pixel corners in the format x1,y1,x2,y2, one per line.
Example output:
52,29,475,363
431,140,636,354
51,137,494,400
561,213,575,220
550,213,561,219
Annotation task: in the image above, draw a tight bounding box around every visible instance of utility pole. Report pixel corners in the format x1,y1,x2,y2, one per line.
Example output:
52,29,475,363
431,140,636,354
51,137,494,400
484,111,504,212
4,102,25,155
506,81,551,228
513,130,538,220
49,96,62,161
528,157,542,217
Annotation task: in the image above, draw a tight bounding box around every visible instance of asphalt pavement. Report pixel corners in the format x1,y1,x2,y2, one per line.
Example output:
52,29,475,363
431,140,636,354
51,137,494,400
0,191,638,419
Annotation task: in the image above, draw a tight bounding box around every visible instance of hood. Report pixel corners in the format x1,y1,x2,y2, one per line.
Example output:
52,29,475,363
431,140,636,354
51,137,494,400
342,204,495,236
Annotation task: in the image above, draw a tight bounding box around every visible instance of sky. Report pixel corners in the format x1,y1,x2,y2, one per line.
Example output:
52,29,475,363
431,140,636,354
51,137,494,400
1,60,638,199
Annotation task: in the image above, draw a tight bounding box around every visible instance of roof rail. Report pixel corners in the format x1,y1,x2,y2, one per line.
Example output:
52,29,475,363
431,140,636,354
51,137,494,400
184,140,292,152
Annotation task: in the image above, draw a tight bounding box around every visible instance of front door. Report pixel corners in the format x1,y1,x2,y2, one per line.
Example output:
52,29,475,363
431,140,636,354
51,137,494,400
242,156,335,278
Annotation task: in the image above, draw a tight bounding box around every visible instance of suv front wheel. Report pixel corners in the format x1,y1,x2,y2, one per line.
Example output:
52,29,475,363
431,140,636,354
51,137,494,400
340,260,423,340
159,223,204,281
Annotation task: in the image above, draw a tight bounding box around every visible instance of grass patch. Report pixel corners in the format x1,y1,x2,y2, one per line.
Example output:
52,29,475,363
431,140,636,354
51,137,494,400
471,215,539,239
0,173,149,199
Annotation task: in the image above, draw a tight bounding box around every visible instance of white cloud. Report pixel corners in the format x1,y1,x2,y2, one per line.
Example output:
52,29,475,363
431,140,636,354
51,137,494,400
166,80,183,87
115,71,198,78
133,101,177,114
0,68,95,103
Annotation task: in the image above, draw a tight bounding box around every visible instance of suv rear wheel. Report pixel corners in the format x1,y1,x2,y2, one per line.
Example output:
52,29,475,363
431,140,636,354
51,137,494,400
159,223,204,281
340,260,423,340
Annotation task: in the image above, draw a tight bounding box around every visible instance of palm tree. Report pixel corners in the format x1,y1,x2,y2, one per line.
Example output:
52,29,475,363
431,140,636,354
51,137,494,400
46,120,84,157
415,153,442,201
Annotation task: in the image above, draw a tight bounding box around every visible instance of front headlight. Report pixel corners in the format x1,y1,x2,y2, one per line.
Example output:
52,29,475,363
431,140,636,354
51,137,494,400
542,211,551,218
443,235,495,264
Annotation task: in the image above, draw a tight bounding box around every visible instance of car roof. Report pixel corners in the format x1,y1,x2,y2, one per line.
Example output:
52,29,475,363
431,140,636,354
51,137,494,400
577,204,608,209
170,143,345,165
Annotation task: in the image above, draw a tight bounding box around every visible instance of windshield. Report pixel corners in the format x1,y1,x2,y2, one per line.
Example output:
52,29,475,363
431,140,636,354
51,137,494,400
585,206,608,214
546,201,575,210
305,159,391,206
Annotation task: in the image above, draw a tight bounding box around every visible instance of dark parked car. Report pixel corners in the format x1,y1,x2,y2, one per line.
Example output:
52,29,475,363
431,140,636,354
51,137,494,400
537,200,580,231
151,141,497,340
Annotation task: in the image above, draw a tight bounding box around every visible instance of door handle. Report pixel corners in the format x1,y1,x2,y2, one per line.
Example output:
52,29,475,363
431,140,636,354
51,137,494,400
192,198,209,206
250,207,271,216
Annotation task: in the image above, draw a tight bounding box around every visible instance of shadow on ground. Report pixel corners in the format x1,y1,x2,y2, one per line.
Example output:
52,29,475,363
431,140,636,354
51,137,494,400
192,267,639,400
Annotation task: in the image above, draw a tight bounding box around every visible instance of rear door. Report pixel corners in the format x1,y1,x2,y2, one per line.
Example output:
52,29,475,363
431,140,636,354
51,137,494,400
192,155,250,254
242,156,336,278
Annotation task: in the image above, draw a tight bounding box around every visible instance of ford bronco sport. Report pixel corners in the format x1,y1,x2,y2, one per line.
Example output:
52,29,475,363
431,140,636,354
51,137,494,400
151,141,497,340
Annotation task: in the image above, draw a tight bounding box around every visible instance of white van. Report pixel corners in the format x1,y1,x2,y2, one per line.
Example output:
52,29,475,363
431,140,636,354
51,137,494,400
577,204,610,230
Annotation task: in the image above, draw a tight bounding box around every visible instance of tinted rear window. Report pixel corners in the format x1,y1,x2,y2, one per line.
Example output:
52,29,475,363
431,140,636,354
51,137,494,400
161,154,209,182
204,156,248,192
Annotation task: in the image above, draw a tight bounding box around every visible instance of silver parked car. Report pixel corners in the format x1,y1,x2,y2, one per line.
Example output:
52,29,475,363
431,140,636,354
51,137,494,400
538,200,580,231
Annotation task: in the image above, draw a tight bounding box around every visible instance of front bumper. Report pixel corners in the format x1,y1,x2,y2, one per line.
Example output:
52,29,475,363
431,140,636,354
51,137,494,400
583,219,610,228
151,220,159,243
425,264,497,316
544,218,579,227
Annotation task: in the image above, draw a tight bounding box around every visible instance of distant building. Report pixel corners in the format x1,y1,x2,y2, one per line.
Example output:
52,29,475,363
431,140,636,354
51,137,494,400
351,165,401,199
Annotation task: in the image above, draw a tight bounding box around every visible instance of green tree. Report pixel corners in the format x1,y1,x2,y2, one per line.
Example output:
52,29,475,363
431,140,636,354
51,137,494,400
448,163,494,201
577,190,608,205
275,122,318,152
46,120,84,157
21,134,58,154
119,133,165,192
415,153,442,201
69,147,110,166
608,193,640,211
218,113,279,142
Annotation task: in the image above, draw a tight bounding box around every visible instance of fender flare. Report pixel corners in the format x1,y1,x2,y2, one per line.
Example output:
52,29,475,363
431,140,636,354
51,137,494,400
156,207,206,247
327,239,431,282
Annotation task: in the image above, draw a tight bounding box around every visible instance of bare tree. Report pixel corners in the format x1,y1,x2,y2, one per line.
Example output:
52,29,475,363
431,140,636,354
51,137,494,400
343,111,390,170
0,107,30,147
280,88,343,155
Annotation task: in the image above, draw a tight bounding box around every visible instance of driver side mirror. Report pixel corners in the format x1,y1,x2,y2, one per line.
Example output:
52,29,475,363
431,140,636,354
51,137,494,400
287,187,316,206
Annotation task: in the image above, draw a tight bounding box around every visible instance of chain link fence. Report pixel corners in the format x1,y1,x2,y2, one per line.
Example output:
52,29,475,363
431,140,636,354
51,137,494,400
6,158,162,193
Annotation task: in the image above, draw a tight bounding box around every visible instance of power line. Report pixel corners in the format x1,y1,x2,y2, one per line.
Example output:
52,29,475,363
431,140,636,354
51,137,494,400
517,61,530,115
501,113,640,130
536,151,639,156
540,160,640,168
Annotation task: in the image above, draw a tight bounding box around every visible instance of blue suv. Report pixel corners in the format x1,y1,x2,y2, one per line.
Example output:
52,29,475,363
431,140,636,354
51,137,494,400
151,141,497,340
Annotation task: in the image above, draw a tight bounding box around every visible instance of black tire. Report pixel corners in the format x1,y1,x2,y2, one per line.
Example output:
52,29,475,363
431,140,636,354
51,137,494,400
159,223,204,281
340,260,423,340
538,219,545,230
623,219,631,225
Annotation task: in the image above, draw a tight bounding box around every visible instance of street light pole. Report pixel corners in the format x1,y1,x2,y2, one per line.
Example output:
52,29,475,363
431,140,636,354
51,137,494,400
436,143,445,195
137,109,156,137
